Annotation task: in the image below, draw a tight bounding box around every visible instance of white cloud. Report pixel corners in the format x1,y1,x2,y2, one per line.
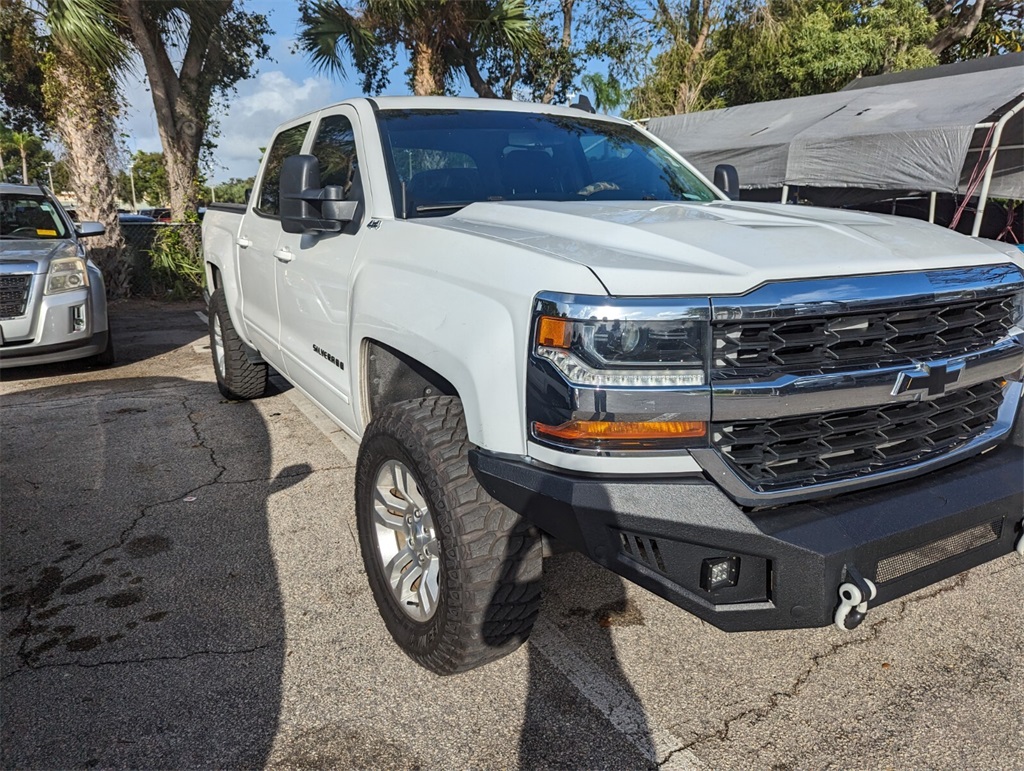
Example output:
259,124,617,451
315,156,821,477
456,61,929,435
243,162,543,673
117,68,336,184
209,71,335,182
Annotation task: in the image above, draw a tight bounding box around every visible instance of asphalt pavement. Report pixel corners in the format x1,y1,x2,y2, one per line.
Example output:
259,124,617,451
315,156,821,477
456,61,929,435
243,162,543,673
1,300,1022,769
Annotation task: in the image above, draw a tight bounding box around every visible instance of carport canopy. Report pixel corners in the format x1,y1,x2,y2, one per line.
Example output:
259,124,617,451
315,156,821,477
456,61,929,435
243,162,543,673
646,53,1024,201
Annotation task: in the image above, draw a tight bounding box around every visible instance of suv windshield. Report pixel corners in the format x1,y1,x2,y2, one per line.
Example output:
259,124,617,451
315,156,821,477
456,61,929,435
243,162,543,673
0,194,69,239
376,109,717,218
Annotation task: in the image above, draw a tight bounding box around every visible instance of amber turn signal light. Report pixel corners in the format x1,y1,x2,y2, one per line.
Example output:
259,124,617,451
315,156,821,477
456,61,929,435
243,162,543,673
533,419,707,441
537,316,571,349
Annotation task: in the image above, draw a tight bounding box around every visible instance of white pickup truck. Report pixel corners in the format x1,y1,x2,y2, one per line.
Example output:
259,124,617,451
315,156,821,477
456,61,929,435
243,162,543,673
203,96,1024,675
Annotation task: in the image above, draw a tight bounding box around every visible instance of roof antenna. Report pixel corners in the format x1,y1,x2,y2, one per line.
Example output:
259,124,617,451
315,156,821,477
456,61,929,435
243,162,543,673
570,94,596,114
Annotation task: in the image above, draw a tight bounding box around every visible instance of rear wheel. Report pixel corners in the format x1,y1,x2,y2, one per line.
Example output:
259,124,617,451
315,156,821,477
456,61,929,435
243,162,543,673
356,396,542,675
209,289,267,400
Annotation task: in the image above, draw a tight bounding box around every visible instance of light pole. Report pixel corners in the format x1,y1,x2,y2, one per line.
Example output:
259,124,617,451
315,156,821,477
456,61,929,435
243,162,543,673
129,163,138,213
209,184,215,204
43,161,54,191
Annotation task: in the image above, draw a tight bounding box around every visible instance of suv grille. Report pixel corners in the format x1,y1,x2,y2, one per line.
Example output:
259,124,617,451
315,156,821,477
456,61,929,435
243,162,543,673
712,380,1004,492
712,295,1014,378
0,275,31,319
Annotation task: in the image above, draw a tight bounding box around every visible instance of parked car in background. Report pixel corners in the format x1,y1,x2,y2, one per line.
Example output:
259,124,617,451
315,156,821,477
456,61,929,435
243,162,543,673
0,183,114,368
118,213,156,223
139,208,172,222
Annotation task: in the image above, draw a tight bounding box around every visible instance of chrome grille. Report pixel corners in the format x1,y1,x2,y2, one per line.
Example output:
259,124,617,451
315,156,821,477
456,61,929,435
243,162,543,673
0,275,31,319
712,380,1004,492
712,295,1014,378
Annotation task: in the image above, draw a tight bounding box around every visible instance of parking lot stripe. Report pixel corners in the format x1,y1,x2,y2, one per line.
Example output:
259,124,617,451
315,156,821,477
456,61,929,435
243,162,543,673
530,618,703,769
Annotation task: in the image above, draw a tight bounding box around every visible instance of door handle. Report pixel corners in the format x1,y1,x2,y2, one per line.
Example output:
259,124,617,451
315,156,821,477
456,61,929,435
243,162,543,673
236,236,252,248
273,247,294,263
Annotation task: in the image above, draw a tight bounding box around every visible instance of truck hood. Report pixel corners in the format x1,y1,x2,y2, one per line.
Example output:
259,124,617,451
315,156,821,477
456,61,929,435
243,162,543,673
0,239,77,275
429,200,1015,296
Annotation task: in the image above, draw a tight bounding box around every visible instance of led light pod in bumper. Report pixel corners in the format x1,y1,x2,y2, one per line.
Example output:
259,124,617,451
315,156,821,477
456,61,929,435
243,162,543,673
701,556,740,592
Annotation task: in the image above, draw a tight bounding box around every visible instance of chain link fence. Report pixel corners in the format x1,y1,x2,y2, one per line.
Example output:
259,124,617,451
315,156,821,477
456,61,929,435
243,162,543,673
120,222,204,298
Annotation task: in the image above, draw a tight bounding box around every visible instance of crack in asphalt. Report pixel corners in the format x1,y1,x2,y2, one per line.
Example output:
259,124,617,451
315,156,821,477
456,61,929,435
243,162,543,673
2,386,340,680
0,382,193,411
1,640,284,681
676,572,977,754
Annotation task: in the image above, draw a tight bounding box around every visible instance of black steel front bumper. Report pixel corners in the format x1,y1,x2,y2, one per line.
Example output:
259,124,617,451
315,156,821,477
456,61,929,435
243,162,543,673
470,440,1024,632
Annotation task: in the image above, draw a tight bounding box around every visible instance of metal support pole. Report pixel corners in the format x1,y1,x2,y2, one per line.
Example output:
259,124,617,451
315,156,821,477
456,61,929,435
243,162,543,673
972,98,1024,237
928,192,937,224
781,185,789,204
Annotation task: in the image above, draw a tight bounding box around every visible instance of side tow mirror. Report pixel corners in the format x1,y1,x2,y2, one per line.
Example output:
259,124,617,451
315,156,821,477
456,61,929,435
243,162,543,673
713,164,740,201
280,154,358,234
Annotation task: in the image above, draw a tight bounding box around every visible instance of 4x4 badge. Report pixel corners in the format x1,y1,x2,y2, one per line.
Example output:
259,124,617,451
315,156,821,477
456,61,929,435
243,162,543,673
891,361,964,398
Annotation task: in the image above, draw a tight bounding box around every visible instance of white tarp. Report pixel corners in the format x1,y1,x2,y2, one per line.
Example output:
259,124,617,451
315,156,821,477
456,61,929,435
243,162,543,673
647,57,1024,199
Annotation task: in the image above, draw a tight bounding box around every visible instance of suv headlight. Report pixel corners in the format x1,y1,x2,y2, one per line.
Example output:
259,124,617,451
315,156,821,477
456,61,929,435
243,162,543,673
529,292,711,452
45,257,89,295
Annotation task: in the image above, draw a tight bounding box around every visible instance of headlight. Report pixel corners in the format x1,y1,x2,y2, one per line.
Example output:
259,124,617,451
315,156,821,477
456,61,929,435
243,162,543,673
533,293,709,387
529,292,711,452
45,257,89,295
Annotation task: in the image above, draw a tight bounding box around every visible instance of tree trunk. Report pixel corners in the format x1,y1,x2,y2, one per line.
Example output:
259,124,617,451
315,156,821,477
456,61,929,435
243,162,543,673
43,52,128,297
412,38,443,95
541,0,575,104
19,142,28,184
121,0,218,222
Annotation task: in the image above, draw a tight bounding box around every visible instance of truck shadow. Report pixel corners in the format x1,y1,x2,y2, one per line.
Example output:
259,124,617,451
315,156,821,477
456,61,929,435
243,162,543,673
0,375,292,768
483,500,658,768
518,561,657,769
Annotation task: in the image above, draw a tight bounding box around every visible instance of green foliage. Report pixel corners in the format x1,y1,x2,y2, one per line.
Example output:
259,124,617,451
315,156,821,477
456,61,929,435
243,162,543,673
927,0,1024,63
148,224,204,299
116,151,170,207
212,176,254,204
0,127,52,183
298,0,542,97
0,0,47,133
581,72,627,112
627,0,951,117
716,0,937,106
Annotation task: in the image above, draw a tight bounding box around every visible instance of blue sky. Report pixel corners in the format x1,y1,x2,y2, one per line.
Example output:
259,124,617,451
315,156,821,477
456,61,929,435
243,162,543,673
122,0,411,184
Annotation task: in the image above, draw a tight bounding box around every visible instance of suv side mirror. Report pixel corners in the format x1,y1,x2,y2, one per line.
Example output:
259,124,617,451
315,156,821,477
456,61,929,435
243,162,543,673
280,154,358,234
713,164,740,201
76,221,105,238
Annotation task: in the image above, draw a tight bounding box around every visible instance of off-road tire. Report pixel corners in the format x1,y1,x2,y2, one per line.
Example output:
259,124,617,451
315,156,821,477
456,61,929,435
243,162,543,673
356,396,542,675
209,288,267,400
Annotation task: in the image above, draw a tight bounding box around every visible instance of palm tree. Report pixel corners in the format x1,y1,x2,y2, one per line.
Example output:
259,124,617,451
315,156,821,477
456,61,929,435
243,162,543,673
28,0,131,294
298,0,539,97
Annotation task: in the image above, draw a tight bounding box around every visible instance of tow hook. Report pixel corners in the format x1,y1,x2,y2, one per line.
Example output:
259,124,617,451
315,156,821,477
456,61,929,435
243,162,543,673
834,567,878,631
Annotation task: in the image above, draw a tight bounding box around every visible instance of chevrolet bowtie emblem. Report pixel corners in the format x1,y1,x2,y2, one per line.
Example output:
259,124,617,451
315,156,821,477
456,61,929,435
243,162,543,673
891,361,964,398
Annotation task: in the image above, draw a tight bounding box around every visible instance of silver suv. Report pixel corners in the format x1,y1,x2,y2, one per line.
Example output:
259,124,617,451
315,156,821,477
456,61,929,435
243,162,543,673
0,184,113,368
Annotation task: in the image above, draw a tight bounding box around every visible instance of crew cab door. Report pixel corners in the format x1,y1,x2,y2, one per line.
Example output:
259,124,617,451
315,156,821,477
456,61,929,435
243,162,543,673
238,118,310,370
274,106,366,430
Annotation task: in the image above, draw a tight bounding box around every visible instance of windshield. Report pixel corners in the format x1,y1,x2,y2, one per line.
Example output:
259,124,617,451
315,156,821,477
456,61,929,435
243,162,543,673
0,193,69,239
376,109,718,218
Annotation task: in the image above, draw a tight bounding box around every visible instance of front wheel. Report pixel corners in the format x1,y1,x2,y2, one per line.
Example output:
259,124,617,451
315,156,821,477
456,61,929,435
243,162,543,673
208,288,267,400
355,396,542,675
